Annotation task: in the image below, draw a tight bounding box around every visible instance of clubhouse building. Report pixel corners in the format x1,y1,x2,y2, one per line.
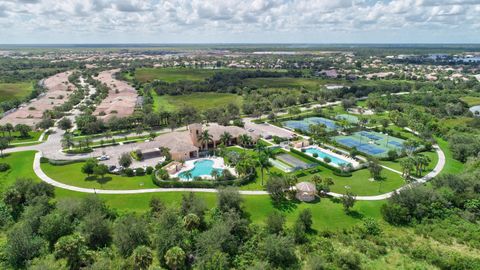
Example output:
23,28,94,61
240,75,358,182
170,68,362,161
135,123,258,161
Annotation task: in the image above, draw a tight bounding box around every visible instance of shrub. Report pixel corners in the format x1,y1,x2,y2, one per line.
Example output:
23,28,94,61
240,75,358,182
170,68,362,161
0,163,10,172
323,156,331,163
124,168,134,177
157,169,170,180
135,168,145,176
145,166,154,175
312,153,318,158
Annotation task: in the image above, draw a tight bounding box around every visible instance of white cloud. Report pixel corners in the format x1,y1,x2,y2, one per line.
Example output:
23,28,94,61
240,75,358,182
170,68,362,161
0,0,478,43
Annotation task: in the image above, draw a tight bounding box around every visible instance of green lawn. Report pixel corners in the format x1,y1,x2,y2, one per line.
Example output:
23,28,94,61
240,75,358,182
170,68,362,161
41,161,157,190
436,137,464,175
0,151,38,192
298,166,405,196
4,131,43,144
152,92,243,112
380,150,439,178
244,77,331,90
1,150,385,231
0,81,33,101
460,96,480,106
135,68,216,83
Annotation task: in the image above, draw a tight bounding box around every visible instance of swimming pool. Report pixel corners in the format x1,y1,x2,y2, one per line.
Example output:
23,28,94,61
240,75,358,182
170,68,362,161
178,159,223,180
304,147,351,166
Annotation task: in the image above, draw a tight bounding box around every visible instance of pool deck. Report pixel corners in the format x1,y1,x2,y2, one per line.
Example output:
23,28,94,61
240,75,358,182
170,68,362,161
171,157,236,180
300,145,361,169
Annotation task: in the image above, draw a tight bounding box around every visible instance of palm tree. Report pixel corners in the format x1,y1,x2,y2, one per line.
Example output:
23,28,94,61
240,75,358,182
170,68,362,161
4,123,13,137
400,158,415,180
238,134,252,149
220,131,232,146
257,152,272,185
199,130,212,150
254,142,265,153
184,171,193,181
211,169,219,180
61,132,75,149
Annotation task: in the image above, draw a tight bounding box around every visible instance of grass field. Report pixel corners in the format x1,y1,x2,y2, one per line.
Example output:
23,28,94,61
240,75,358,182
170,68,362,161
0,151,385,231
298,166,405,196
436,137,464,175
244,77,327,90
41,161,157,190
152,92,243,112
4,131,43,144
380,150,438,177
0,81,33,101
135,68,216,83
460,96,480,106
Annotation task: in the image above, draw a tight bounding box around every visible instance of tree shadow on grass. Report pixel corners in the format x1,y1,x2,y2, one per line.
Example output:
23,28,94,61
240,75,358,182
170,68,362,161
272,198,299,212
346,210,364,219
84,176,112,185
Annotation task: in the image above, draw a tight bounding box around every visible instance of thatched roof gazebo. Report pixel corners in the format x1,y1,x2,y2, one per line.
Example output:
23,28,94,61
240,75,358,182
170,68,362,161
295,182,317,202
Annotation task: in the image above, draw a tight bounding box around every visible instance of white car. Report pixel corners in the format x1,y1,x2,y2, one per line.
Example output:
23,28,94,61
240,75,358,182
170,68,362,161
97,155,110,161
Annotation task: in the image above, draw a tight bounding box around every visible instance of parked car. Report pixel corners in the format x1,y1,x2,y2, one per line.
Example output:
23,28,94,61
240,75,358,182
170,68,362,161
97,155,110,161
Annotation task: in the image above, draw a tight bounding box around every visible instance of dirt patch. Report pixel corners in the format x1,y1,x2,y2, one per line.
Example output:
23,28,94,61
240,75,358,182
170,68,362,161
93,69,138,121
0,71,75,127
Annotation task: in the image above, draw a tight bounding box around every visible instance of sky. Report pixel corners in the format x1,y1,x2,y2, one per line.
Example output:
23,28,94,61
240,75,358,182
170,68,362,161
0,0,479,44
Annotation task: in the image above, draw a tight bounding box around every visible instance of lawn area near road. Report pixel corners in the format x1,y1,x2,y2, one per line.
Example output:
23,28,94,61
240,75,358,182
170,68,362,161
41,161,158,190
436,137,464,175
0,151,38,192
152,92,243,112
380,150,439,178
135,67,216,83
298,166,405,196
4,130,43,143
0,81,33,101
1,151,385,231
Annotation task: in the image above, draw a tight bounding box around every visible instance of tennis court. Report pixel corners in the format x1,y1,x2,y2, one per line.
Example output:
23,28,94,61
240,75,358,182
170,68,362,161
283,117,338,132
276,153,312,169
334,131,407,157
335,114,359,124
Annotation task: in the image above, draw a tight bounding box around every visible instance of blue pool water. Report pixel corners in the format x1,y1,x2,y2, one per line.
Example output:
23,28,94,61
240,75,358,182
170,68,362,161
178,159,222,180
304,147,351,166
283,117,337,132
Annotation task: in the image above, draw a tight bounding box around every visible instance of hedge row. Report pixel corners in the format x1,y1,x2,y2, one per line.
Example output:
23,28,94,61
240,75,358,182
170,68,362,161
151,171,255,188
290,148,353,176
40,156,87,165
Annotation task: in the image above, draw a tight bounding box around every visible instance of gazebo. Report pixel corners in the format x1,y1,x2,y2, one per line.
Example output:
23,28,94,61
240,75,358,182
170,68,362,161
295,182,317,202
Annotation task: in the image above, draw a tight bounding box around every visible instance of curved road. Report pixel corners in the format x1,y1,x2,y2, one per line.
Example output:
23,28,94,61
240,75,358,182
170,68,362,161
31,144,445,200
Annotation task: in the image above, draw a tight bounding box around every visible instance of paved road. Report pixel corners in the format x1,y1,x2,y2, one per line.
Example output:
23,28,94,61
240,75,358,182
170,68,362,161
30,144,445,200
33,152,268,195
6,90,447,200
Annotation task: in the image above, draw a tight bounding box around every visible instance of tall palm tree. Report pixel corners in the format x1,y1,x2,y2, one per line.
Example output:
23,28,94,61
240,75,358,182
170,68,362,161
220,131,232,146
257,152,272,185
199,130,212,150
61,132,75,149
238,134,252,149
184,171,193,181
211,169,219,181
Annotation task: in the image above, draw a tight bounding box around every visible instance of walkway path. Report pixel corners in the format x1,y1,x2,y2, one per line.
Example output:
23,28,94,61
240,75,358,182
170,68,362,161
31,144,445,200
6,89,447,200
